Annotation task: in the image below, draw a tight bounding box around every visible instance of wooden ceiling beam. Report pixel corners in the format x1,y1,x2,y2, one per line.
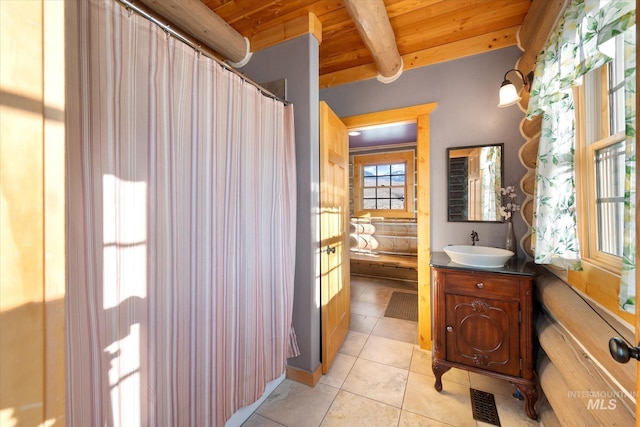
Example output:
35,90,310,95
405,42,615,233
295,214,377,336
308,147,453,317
137,0,252,66
320,26,518,88
343,0,403,83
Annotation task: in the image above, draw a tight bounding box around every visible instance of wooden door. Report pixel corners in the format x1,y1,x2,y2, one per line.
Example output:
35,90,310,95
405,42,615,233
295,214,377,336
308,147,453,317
320,101,350,374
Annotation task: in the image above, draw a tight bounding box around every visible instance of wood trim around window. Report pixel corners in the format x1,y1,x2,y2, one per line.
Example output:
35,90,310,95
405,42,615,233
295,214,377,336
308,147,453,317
575,69,625,275
584,132,626,274
571,70,630,324
353,150,415,219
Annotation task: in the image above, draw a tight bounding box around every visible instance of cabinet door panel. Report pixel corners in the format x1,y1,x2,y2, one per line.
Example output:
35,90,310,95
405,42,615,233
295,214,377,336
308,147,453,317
445,294,520,376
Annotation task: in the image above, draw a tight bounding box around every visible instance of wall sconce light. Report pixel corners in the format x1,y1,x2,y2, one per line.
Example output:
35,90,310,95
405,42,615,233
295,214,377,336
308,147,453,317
498,69,534,108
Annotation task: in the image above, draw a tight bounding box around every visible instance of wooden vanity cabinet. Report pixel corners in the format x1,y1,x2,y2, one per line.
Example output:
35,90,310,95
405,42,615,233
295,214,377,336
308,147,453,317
431,265,538,419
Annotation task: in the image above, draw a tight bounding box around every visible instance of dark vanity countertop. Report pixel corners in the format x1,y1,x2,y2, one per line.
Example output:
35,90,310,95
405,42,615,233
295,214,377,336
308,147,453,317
430,252,536,277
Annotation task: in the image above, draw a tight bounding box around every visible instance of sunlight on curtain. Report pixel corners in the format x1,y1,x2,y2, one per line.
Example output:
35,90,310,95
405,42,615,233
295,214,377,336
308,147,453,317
66,1,297,425
526,0,635,289
102,175,147,424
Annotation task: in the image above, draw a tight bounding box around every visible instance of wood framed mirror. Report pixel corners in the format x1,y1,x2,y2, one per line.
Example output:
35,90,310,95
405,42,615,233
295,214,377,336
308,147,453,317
447,143,504,222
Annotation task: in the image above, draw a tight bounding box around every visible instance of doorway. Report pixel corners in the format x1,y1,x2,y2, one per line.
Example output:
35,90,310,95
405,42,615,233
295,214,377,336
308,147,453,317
348,124,418,282
341,103,437,349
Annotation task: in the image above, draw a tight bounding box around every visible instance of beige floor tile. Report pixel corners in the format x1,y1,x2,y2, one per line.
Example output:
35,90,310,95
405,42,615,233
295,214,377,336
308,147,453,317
469,371,518,398
354,286,394,305
350,300,387,318
442,367,471,387
409,345,432,375
320,390,401,427
398,410,456,426
403,372,476,427
350,313,378,335
424,363,470,387
350,275,376,286
376,278,417,292
370,317,417,344
255,379,338,427
359,335,414,370
389,288,418,295
351,275,390,288
342,358,408,408
488,392,540,426
241,413,286,426
339,330,369,357
350,282,370,299
319,352,357,388
246,275,504,427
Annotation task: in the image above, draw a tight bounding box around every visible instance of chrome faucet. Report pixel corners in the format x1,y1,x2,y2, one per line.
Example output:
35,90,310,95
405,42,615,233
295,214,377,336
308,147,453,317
470,230,479,246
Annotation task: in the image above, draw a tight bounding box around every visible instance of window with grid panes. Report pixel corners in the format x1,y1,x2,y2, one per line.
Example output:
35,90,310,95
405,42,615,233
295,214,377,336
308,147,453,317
576,34,626,272
353,151,415,218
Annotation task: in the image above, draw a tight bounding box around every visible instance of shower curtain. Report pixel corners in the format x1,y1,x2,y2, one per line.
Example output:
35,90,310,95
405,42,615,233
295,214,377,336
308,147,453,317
65,1,297,425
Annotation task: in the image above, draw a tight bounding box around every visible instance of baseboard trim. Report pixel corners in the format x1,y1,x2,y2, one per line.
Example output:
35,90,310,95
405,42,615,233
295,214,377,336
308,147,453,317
286,363,322,387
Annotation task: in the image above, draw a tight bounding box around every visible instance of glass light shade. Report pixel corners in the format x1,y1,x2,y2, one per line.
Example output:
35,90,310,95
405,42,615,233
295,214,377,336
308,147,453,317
498,81,521,108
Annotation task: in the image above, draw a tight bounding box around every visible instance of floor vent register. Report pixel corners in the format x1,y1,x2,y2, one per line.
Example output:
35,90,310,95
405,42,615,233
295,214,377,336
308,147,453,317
470,388,501,426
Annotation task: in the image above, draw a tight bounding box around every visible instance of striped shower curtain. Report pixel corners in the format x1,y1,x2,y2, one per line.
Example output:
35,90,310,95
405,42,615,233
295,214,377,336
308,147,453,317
65,1,297,425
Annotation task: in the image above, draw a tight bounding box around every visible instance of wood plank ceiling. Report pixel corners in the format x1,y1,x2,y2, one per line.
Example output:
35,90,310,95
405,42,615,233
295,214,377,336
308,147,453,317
201,0,533,88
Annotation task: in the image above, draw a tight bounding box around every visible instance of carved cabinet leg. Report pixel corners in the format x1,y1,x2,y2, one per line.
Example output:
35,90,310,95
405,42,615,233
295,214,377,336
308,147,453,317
519,383,538,420
432,360,451,392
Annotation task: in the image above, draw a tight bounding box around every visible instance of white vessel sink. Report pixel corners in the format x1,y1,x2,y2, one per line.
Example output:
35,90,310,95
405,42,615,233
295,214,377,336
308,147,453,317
443,245,514,268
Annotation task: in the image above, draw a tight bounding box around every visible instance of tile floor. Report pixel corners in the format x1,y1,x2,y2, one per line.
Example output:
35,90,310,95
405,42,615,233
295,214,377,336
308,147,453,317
242,275,540,427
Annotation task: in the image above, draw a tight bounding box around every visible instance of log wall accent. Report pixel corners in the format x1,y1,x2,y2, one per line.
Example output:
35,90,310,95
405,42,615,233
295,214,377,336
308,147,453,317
537,394,562,427
518,4,637,422
538,357,605,425
533,264,636,425
538,317,635,424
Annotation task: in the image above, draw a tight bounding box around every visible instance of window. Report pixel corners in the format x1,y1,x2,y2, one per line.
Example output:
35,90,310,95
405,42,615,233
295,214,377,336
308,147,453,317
593,139,625,256
576,34,626,273
353,151,415,218
363,163,406,210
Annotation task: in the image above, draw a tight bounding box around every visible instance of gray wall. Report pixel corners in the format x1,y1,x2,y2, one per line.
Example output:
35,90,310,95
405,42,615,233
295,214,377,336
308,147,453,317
320,46,528,255
242,43,527,374
241,35,321,373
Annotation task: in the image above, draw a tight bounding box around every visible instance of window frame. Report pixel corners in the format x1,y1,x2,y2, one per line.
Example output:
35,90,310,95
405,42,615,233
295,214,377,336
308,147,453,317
584,132,626,272
353,150,415,219
574,53,625,276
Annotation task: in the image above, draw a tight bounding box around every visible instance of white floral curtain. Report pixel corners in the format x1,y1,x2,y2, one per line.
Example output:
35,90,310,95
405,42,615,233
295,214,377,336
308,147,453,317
66,0,297,425
480,146,500,220
620,26,636,312
526,0,635,311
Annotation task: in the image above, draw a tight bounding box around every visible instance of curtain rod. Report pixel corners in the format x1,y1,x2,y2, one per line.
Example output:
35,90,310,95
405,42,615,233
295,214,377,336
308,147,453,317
115,0,289,106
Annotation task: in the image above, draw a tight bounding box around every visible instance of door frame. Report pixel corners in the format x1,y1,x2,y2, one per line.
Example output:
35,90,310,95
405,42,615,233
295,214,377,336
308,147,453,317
341,102,437,349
